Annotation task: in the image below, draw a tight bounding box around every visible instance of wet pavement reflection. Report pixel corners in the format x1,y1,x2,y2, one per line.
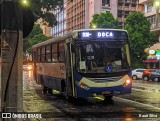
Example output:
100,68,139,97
23,70,160,121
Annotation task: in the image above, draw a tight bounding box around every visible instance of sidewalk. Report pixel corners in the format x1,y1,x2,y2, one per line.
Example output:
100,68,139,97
23,72,74,121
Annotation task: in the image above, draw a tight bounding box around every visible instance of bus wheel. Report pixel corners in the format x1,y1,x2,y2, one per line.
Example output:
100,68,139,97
47,88,53,94
41,83,47,94
64,86,70,100
104,96,113,103
41,76,47,94
62,80,72,101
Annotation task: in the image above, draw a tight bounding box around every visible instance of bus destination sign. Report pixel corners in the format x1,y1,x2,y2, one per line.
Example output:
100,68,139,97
78,30,128,40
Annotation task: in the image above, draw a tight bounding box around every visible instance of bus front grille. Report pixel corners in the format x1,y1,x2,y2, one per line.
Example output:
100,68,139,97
88,76,123,83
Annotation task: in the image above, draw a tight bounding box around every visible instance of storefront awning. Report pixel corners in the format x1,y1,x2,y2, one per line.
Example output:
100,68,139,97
143,59,159,63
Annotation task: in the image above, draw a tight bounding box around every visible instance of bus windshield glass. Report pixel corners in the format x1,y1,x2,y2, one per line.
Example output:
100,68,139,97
76,41,130,73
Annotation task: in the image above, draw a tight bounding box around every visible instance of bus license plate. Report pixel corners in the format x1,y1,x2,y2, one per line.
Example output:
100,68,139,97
102,91,111,95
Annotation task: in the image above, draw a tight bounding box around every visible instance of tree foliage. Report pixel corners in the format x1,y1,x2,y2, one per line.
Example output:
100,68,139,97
90,12,119,28
23,24,51,53
124,12,158,68
26,0,63,27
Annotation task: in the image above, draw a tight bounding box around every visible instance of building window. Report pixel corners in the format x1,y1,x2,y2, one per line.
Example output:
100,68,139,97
147,4,153,13
102,0,110,7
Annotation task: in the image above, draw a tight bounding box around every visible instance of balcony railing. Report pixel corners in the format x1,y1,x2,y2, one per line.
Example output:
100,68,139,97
118,6,123,10
139,0,147,4
150,23,160,30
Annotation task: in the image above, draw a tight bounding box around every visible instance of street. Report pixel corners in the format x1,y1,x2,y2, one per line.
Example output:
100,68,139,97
23,70,160,121
1,1,160,121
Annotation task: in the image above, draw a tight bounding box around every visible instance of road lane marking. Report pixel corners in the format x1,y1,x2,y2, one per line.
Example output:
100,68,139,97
114,97,160,110
132,88,160,93
133,82,160,88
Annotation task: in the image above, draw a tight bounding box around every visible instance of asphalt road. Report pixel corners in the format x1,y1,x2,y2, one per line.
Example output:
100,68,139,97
23,71,160,121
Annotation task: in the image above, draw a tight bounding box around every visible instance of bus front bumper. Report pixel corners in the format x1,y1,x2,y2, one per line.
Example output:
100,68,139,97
75,85,132,98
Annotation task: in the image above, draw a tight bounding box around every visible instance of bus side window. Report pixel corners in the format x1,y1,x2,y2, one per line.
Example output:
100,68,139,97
37,48,41,62
41,46,46,63
52,43,57,63
46,45,52,63
58,42,65,63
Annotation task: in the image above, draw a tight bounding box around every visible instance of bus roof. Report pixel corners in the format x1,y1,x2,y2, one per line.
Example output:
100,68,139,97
32,29,128,49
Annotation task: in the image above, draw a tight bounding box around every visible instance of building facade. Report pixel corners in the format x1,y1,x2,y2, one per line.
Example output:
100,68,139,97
37,18,52,37
66,0,142,32
139,0,160,46
50,0,67,37
48,0,142,36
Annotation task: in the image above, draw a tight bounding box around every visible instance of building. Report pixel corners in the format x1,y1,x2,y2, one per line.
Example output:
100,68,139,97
37,0,67,37
50,0,67,37
116,0,143,27
139,0,160,48
66,0,142,32
139,0,160,68
37,18,52,37
47,0,142,36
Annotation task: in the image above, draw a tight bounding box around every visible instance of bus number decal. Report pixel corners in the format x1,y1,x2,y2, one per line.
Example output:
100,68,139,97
60,65,65,70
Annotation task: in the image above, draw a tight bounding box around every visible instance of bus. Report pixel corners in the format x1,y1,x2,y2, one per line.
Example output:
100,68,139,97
32,29,132,101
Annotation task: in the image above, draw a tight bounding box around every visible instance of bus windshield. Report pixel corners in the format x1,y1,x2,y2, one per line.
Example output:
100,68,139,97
76,41,130,73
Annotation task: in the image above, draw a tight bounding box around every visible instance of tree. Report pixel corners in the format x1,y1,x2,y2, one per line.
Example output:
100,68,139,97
90,12,119,28
124,12,158,68
23,24,51,53
24,0,64,27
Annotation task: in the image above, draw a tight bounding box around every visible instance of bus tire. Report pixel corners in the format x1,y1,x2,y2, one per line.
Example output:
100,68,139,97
104,96,113,103
61,80,72,101
47,88,53,94
41,76,47,94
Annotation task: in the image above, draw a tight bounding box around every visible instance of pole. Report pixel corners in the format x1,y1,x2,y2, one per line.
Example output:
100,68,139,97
1,0,23,120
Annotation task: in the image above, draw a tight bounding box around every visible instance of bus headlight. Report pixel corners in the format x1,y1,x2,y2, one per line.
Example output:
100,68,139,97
123,79,131,87
80,82,90,90
27,65,33,70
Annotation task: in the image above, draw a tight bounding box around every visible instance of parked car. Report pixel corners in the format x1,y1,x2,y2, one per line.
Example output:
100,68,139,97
142,69,158,81
150,70,160,82
132,68,146,80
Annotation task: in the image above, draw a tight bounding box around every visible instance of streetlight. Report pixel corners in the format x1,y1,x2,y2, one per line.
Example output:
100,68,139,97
20,0,29,6
92,25,96,29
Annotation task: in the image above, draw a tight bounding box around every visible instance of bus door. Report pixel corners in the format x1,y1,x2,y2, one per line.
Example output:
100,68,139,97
32,50,38,83
65,42,76,97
